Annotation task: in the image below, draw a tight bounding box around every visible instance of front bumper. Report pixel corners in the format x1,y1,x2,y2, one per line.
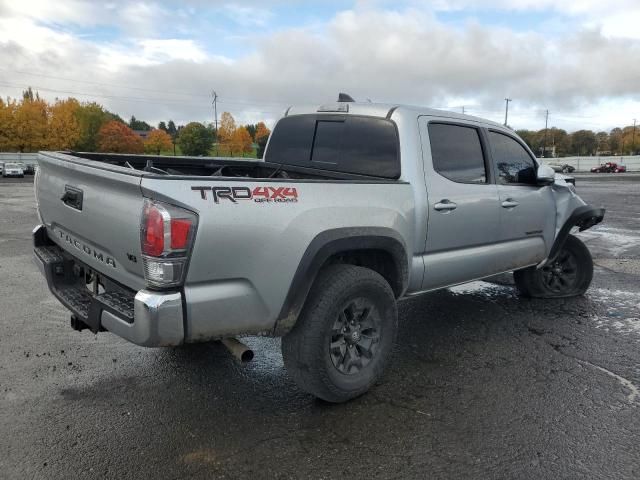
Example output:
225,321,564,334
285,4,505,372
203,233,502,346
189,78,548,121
33,225,184,347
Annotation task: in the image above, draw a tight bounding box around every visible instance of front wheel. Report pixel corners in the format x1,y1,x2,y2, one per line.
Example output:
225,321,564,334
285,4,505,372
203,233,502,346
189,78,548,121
282,264,398,403
514,234,593,298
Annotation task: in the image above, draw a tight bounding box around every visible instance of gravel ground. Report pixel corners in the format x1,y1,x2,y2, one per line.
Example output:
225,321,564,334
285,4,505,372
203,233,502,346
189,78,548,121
0,175,638,479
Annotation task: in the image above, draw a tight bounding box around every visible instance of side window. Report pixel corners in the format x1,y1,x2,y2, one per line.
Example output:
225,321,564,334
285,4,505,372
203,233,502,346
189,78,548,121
489,131,537,185
428,123,487,184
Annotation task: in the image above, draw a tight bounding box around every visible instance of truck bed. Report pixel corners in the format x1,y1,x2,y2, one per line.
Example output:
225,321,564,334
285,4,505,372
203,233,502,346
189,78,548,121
69,152,398,182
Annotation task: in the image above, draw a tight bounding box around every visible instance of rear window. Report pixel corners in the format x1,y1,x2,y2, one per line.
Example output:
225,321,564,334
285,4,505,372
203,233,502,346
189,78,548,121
428,123,487,183
265,114,400,178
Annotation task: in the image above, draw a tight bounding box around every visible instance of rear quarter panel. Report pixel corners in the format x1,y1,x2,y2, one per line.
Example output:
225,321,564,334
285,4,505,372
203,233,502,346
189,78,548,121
140,177,415,339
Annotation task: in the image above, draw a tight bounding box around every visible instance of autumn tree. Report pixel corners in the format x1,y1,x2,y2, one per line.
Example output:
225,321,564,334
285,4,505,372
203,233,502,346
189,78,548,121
97,121,144,153
144,129,173,155
0,98,17,151
177,122,212,156
230,126,253,156
254,122,270,157
13,94,49,152
48,98,81,150
217,112,236,146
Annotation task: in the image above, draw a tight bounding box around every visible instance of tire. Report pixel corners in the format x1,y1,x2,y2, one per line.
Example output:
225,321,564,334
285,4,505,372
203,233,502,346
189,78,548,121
282,264,398,403
514,234,593,298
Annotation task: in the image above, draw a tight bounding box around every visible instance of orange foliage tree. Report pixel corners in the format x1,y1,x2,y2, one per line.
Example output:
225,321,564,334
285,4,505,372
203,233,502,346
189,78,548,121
48,98,81,150
254,122,270,142
254,121,271,157
0,98,18,151
231,126,254,156
97,121,144,153
144,129,173,155
14,96,49,152
217,112,236,146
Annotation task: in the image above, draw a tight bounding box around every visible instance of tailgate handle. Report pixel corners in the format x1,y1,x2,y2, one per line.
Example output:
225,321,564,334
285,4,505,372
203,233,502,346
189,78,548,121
61,186,83,211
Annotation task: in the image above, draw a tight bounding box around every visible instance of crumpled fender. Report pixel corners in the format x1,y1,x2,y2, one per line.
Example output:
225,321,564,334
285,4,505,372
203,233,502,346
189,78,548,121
542,179,605,265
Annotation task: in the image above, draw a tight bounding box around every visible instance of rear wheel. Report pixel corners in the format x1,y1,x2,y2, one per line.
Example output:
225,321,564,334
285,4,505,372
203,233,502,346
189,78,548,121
282,264,397,403
514,234,593,298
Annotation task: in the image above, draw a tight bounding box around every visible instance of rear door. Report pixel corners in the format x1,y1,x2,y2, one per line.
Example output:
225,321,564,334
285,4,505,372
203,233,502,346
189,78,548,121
418,119,503,290
486,130,556,259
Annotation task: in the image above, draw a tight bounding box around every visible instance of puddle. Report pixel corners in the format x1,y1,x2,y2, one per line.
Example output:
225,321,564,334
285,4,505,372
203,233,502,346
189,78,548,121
578,226,640,256
589,288,640,337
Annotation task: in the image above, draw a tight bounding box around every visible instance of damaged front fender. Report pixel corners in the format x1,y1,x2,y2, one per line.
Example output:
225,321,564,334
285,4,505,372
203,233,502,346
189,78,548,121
543,180,605,265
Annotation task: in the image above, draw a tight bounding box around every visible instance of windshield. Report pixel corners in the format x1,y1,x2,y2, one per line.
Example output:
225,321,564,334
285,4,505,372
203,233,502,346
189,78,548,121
5,163,21,168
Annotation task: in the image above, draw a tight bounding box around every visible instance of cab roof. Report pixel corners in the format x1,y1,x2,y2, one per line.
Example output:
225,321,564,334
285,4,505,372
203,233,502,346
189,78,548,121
285,102,506,130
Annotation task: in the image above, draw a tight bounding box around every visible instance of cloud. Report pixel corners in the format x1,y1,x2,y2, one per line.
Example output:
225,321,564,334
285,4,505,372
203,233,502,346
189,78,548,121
0,2,639,131
222,5,274,27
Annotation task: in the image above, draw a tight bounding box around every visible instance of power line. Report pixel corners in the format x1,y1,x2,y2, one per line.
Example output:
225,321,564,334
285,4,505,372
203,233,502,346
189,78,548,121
0,81,284,115
0,69,297,108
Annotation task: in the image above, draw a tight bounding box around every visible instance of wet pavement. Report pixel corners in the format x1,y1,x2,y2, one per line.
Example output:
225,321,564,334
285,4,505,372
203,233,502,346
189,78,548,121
1,175,639,479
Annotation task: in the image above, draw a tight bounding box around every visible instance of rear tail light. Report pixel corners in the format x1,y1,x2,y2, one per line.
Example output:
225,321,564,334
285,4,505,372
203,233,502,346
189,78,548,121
140,199,198,288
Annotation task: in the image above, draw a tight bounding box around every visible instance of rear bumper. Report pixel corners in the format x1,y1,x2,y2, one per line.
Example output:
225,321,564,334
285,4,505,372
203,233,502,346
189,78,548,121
33,224,184,347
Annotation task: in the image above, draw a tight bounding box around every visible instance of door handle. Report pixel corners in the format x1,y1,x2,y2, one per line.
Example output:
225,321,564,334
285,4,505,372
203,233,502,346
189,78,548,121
501,198,519,209
434,200,457,212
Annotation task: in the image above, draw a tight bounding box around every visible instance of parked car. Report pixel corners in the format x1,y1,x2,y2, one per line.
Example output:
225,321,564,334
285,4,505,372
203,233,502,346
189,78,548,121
2,163,24,177
32,99,605,402
548,163,575,173
24,164,36,175
591,162,626,173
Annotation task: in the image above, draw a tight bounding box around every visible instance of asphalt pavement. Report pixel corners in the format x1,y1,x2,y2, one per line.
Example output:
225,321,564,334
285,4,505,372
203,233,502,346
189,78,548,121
1,174,639,479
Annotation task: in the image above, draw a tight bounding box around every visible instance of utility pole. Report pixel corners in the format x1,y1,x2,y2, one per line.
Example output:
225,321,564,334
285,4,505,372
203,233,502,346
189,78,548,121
461,106,465,115
211,90,218,154
504,98,512,127
633,118,637,155
542,110,549,158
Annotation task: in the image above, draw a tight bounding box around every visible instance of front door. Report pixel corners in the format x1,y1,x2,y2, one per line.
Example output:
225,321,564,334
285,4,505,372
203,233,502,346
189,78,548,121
487,130,556,262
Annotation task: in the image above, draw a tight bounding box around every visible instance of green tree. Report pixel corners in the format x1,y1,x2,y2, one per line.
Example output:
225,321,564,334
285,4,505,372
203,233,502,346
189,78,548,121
609,128,623,154
158,121,168,132
245,123,257,141
167,120,177,137
74,103,112,151
570,130,597,156
177,122,213,156
129,115,152,131
595,131,609,153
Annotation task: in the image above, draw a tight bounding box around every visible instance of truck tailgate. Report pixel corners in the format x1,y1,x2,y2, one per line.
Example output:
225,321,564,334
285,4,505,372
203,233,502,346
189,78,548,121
36,152,146,291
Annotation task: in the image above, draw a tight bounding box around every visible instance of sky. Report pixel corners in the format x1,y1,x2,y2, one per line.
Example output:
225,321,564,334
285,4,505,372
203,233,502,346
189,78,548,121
0,0,639,132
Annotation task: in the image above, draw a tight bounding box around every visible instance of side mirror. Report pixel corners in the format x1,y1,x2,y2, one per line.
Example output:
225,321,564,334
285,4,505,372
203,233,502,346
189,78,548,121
536,164,555,185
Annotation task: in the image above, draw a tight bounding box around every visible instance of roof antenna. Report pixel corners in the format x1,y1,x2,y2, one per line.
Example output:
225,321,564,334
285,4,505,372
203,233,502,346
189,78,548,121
337,93,355,102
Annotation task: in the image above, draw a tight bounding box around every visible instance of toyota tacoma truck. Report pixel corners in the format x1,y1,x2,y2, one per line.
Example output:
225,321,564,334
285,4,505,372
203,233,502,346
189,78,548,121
33,100,604,403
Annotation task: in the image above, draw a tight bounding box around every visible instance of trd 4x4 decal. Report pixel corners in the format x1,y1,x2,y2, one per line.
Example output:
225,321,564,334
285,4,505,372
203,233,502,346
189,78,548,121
192,186,299,204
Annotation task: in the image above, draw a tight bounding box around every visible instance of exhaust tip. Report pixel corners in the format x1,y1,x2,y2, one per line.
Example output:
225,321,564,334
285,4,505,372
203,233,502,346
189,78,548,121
240,349,254,363
221,338,254,364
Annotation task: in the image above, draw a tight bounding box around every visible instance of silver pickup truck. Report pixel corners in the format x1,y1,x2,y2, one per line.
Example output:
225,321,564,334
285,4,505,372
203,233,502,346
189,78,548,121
33,100,604,402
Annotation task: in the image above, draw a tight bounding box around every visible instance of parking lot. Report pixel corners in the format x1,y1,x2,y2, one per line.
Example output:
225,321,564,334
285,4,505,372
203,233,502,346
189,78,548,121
1,174,638,479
